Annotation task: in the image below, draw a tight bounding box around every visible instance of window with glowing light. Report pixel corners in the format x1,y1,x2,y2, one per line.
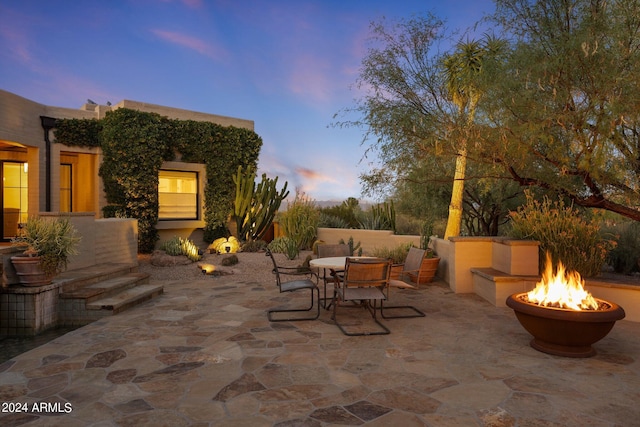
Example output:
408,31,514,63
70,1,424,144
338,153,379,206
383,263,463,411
2,162,28,239
60,163,72,212
158,170,198,220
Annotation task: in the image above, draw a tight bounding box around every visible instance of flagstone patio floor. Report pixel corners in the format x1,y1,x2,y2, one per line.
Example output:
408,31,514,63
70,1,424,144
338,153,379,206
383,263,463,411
1,267,639,426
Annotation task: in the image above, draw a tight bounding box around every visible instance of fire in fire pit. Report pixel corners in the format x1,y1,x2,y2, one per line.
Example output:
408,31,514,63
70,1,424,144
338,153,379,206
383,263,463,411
506,254,625,357
525,255,599,310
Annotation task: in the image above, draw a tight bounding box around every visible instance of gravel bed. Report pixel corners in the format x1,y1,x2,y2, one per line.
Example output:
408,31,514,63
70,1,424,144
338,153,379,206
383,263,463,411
136,250,315,283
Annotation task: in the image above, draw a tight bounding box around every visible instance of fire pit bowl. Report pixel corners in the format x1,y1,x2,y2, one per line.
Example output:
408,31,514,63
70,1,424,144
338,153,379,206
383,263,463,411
506,293,625,358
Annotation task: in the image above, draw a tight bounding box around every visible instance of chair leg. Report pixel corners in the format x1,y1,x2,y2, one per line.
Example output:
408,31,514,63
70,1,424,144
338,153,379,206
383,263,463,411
380,300,426,319
332,296,390,336
319,278,333,310
268,287,320,322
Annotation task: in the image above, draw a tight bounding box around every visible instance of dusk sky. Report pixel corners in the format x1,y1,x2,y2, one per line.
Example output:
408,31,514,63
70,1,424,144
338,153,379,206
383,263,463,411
1,0,495,203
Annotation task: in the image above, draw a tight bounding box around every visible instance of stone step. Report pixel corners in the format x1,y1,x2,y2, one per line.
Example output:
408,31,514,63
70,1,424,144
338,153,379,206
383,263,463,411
55,263,140,293
59,273,150,302
56,263,164,326
471,267,539,307
86,284,164,314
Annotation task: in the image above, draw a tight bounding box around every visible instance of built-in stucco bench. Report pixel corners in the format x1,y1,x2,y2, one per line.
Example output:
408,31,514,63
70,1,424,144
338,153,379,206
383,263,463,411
471,267,539,307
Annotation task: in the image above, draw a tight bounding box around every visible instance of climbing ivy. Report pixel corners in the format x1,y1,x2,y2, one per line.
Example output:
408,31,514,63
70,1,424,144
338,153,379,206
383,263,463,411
54,108,261,252
172,119,262,242
51,118,102,147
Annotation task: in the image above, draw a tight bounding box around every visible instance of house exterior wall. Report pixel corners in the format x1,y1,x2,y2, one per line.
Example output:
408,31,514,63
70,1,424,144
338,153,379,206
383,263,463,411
0,89,255,247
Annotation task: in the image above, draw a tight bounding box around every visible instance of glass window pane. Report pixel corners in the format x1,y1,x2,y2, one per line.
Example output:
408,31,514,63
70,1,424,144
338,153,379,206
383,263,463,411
158,170,198,220
3,162,28,239
60,164,72,212
3,163,21,187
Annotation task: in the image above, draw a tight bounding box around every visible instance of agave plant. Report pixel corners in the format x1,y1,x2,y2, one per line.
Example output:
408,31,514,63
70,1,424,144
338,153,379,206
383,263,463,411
11,216,81,277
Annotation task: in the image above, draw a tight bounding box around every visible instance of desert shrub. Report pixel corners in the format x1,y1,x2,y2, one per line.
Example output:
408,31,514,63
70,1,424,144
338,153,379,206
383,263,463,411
357,202,395,231
606,221,640,274
357,212,387,230
318,213,350,229
318,199,361,228
371,242,413,264
268,236,300,260
278,193,319,250
395,214,423,235
161,236,201,262
241,239,267,253
221,254,239,266
509,193,614,277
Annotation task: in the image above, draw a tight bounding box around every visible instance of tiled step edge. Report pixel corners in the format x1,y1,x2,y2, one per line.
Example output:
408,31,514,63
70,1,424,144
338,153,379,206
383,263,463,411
59,273,150,302
56,263,139,293
86,284,164,314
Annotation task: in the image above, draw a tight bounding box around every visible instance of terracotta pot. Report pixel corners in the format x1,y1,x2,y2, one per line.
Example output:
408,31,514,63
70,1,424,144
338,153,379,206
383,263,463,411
10,255,53,286
409,256,440,284
506,293,625,357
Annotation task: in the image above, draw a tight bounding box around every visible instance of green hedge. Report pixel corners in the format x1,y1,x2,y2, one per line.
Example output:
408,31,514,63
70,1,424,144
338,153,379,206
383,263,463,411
54,108,261,252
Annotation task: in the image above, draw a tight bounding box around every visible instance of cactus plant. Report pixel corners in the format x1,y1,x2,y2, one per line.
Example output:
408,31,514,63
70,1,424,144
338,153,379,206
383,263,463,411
161,236,201,262
338,236,362,256
233,165,289,243
369,201,396,232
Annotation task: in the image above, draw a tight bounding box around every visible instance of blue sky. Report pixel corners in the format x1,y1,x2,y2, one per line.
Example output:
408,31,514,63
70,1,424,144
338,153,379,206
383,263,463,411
0,0,495,202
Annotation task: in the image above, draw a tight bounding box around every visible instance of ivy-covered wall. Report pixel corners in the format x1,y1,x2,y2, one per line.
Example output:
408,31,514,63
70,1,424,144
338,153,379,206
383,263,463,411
54,108,261,252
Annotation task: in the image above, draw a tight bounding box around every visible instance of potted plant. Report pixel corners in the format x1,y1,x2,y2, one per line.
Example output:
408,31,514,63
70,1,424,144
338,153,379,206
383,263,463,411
371,243,412,279
412,220,440,283
11,216,81,286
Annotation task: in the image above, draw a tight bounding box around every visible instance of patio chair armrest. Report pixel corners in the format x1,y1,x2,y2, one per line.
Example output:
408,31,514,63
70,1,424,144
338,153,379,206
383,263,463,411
276,266,313,277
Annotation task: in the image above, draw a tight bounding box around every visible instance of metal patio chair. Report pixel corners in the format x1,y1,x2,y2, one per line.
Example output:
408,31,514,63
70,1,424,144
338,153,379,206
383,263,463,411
266,249,320,322
382,247,426,319
330,257,391,336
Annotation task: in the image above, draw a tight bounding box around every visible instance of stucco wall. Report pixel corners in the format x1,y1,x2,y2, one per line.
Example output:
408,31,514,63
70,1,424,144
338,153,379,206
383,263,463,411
41,213,138,270
316,228,421,254
115,100,254,130
94,219,138,266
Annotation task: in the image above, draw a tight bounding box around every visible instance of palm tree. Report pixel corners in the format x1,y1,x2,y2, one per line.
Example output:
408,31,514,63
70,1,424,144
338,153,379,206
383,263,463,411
442,35,505,238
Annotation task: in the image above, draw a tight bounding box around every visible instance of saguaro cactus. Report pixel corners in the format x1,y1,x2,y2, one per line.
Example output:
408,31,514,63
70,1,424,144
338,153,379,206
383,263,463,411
233,165,289,243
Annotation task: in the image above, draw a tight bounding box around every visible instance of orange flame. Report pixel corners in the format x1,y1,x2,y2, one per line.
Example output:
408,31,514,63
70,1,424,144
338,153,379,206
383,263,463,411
527,253,598,311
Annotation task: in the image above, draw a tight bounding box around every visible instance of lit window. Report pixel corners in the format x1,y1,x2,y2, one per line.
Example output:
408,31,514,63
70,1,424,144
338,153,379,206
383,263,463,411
60,164,72,212
2,162,28,239
158,170,198,220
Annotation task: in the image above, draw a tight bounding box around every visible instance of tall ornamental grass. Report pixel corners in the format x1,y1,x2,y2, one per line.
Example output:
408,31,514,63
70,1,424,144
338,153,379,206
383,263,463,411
509,193,614,277
278,193,319,250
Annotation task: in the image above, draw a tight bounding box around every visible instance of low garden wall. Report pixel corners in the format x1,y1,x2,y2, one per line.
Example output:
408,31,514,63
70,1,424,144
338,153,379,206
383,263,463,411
2,214,138,286
316,227,420,254
434,236,640,322
586,280,640,322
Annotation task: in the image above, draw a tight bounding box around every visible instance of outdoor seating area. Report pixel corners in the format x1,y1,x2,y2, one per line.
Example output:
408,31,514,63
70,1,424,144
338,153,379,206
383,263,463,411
0,250,639,426
272,251,417,335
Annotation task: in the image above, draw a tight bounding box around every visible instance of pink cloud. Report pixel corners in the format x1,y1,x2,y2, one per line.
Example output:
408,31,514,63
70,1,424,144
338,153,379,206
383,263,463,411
296,167,324,180
259,152,360,201
150,29,228,62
